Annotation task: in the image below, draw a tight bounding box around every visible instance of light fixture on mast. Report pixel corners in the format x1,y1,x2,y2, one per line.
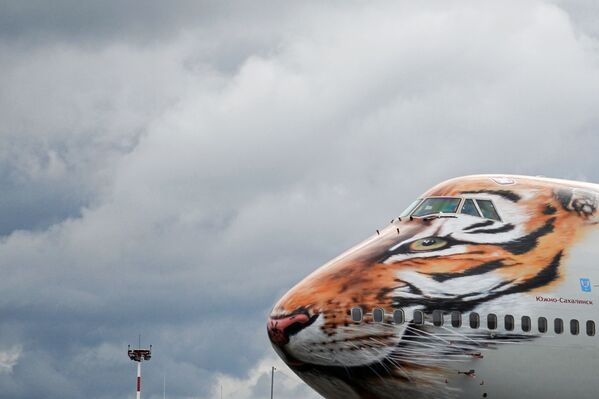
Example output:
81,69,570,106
127,336,152,399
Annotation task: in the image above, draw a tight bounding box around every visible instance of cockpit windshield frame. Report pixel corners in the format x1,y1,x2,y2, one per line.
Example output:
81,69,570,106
400,199,423,218
410,197,462,218
405,196,502,222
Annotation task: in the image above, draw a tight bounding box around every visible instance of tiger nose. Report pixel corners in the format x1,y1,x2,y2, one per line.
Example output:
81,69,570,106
267,313,311,346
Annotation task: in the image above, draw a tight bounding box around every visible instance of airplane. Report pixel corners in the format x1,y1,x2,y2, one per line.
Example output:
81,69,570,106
267,175,599,399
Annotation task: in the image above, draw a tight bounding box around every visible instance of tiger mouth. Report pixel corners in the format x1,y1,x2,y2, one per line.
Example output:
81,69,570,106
267,308,319,346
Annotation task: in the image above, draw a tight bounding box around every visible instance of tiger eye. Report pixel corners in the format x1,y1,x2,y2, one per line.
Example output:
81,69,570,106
410,237,448,251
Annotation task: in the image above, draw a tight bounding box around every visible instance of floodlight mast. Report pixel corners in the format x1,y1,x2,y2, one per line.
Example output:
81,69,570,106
128,340,152,399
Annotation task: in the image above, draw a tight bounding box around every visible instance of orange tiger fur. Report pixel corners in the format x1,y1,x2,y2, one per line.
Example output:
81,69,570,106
272,175,597,335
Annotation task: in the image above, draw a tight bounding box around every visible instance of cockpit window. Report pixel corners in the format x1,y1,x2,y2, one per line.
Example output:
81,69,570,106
400,199,421,218
403,196,502,221
476,199,501,221
460,199,481,217
411,197,461,217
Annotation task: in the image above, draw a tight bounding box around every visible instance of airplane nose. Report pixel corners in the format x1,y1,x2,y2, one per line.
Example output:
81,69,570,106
267,312,312,346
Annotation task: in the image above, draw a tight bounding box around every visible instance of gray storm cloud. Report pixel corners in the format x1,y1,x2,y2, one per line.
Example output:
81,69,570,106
0,1,598,398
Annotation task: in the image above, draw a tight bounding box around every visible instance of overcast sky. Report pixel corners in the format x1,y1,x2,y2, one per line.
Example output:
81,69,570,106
0,1,598,398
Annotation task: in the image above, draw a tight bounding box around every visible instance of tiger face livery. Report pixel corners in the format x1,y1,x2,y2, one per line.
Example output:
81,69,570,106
268,175,599,399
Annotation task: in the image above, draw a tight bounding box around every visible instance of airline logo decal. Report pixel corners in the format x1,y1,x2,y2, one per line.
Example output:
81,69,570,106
580,278,592,293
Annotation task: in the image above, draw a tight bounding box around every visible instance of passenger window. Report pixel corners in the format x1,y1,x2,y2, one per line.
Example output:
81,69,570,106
570,319,580,335
461,199,481,217
470,312,480,329
476,199,501,221
554,318,564,334
373,308,384,323
504,315,514,331
393,309,405,324
538,317,548,333
414,310,424,325
433,310,444,327
351,307,363,322
521,316,531,332
587,320,596,336
487,313,497,330
451,311,462,328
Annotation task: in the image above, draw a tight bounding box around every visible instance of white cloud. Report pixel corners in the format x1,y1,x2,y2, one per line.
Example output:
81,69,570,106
0,347,21,374
206,354,321,399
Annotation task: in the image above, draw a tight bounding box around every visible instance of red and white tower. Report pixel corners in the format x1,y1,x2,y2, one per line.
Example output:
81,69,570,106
128,339,152,399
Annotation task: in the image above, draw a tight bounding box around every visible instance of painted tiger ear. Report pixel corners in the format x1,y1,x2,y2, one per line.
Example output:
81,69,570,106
555,188,598,222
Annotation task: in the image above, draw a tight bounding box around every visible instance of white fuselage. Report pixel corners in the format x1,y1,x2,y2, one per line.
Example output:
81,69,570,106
268,175,599,399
